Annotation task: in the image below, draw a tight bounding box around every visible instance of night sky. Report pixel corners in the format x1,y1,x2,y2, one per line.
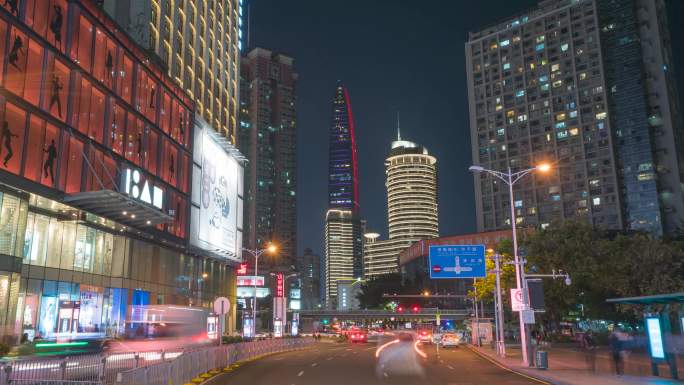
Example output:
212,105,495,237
248,0,684,257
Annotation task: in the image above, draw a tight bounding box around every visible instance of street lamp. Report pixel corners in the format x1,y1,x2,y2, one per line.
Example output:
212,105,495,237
470,162,551,365
242,243,277,336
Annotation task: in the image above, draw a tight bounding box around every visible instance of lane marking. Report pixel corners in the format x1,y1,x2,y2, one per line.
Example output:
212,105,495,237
326,357,333,361
383,372,389,378
297,370,304,377
311,363,318,367
448,365,455,370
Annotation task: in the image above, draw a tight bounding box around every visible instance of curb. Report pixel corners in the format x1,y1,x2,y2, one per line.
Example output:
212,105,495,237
467,345,561,385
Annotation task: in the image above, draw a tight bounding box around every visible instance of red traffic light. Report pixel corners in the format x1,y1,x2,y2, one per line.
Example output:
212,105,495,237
412,306,420,313
397,306,404,313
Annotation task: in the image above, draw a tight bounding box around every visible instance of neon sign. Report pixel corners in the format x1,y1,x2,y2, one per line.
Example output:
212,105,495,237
276,273,284,297
646,317,665,359
237,263,247,275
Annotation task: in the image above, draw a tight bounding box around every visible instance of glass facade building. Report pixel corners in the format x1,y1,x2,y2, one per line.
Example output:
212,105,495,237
324,82,363,306
0,0,235,345
466,0,684,236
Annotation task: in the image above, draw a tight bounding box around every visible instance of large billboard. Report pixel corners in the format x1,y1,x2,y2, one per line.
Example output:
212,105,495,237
190,118,244,261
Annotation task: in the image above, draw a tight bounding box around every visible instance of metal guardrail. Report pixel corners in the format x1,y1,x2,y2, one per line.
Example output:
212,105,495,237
0,338,312,385
115,338,312,385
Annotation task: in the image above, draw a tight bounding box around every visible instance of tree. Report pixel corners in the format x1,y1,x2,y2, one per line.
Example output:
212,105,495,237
523,221,684,326
470,239,516,304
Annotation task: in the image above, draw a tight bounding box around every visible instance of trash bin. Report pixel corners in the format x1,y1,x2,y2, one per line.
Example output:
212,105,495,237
535,350,548,370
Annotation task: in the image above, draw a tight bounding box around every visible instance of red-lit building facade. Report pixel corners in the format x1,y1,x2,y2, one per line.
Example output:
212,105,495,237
0,0,234,345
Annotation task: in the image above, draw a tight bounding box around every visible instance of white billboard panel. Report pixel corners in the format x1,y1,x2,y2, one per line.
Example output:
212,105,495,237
190,118,244,261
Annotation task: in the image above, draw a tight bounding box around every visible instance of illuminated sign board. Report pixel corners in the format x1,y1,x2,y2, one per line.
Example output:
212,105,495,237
122,168,164,209
289,299,301,310
276,273,284,297
646,317,665,359
290,288,301,299
237,263,248,275
236,287,270,298
236,276,265,287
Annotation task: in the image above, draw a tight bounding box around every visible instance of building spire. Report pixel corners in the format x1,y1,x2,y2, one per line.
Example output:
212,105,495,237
396,111,401,141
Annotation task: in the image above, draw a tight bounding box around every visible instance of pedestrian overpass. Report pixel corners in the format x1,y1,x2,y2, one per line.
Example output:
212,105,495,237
299,308,471,323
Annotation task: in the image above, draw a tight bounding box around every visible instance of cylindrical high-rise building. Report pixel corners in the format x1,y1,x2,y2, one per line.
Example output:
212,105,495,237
386,137,438,240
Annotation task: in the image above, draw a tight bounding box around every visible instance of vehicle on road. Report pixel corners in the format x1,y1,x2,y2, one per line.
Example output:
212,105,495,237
440,333,462,347
350,331,368,343
417,329,432,344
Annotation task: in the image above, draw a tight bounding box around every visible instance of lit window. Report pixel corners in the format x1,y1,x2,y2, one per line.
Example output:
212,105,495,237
501,39,510,47
553,80,563,88
638,163,653,171
536,35,545,43
497,128,505,136
569,128,579,136
515,90,525,97
503,62,511,70
579,72,587,80
637,173,655,181
551,194,561,201
561,43,569,51
506,110,515,118
539,75,548,82
551,63,560,72
555,122,566,129
541,223,549,230
536,43,545,51
514,200,523,208
592,197,601,206
557,131,568,139
596,112,607,120
556,113,566,121
569,110,578,118
517,114,528,122
541,84,550,91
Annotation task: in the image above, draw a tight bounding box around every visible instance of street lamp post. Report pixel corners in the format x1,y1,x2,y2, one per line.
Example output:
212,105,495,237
469,163,551,366
242,244,277,336
490,253,506,357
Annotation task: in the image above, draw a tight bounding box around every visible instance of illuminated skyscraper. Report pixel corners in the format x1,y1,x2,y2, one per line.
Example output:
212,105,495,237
238,48,297,270
324,82,363,305
102,0,244,143
364,127,439,278
466,0,684,236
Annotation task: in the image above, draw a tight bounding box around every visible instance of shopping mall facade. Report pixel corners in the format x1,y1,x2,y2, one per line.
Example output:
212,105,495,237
0,0,243,345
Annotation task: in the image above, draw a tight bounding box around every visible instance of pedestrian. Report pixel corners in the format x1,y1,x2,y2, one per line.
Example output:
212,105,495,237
583,331,597,372
610,330,624,375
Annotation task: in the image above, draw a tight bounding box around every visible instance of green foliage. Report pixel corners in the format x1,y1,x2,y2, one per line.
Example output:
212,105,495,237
469,239,516,303
523,221,684,325
0,342,9,357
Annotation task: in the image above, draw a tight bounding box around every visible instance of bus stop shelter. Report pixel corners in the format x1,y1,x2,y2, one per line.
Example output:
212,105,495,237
606,292,684,380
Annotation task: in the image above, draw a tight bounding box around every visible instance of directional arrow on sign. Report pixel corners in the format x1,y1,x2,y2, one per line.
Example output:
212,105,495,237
443,256,474,274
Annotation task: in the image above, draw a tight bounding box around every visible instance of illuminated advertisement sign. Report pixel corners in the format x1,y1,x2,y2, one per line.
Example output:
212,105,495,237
646,317,665,359
122,168,164,209
236,287,270,298
290,288,301,299
190,118,244,261
289,299,301,310
237,263,248,275
236,276,265,287
276,273,285,297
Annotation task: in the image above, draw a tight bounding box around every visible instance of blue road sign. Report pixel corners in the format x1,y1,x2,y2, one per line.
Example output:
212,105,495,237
429,245,486,279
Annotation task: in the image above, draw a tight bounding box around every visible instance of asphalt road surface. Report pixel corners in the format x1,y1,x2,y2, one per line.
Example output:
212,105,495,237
209,339,545,385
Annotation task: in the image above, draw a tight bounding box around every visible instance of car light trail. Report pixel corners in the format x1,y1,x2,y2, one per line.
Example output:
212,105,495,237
413,340,427,358
375,339,400,358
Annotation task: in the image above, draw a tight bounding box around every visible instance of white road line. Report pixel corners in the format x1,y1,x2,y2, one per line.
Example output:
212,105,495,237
326,357,333,361
311,363,318,367
297,370,304,377
448,365,455,370
383,372,389,378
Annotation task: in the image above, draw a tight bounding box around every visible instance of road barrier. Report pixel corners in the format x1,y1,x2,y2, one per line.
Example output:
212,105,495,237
0,338,313,385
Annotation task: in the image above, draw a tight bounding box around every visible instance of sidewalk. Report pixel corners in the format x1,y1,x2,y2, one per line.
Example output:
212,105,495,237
470,344,682,385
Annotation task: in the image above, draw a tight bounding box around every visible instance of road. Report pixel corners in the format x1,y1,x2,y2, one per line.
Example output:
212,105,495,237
209,339,546,385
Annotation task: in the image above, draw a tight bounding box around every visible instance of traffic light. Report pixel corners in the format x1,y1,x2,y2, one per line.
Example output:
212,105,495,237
322,319,329,325
397,306,404,313
412,305,420,313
